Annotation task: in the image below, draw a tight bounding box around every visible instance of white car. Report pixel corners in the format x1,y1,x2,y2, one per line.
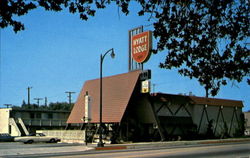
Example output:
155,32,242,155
14,133,60,144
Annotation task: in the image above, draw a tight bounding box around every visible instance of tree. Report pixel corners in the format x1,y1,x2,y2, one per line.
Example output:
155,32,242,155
48,102,71,110
0,0,98,32
19,101,71,110
1,0,249,97
147,0,250,97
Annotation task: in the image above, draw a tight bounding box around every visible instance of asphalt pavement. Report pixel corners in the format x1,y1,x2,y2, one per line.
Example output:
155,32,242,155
0,143,91,157
0,138,250,158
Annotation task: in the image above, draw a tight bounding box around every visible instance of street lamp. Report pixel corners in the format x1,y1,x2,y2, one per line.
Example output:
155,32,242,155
98,48,115,147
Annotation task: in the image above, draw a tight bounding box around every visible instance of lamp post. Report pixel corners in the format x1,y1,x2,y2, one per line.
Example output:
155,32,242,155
98,48,115,147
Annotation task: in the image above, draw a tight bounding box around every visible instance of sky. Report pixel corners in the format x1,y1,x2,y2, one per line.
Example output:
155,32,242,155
0,2,249,111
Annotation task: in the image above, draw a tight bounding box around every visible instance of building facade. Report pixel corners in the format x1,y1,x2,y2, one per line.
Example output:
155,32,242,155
0,107,70,136
244,112,250,135
66,70,245,143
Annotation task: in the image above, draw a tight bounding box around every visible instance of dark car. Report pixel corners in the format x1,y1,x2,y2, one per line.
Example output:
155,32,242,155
0,133,14,142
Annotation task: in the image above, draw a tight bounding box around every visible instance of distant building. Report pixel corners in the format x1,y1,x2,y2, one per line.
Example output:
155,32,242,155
0,107,70,136
67,70,245,143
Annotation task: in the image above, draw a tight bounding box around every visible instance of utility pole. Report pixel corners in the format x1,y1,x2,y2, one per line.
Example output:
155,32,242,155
27,86,32,105
152,83,156,93
34,98,43,106
45,97,48,106
65,91,75,105
4,104,12,108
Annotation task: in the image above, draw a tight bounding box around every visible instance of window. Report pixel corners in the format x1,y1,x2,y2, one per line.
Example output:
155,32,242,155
36,113,41,119
30,113,35,119
48,113,53,119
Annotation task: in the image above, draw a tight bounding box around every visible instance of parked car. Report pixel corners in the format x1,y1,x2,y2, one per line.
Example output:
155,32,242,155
0,133,14,142
14,133,60,144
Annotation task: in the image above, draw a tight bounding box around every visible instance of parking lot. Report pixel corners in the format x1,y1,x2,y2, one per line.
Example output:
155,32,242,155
0,142,91,157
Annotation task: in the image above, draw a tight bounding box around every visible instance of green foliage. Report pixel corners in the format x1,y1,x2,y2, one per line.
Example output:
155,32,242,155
21,103,39,109
0,0,99,33
144,0,249,97
48,102,72,110
17,102,72,111
1,0,249,97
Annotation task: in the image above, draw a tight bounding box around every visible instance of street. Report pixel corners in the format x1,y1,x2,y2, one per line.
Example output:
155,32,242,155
53,142,250,158
1,141,250,158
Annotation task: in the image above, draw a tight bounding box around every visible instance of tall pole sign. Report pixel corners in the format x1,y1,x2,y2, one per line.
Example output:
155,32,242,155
129,29,153,94
128,26,144,72
132,31,152,63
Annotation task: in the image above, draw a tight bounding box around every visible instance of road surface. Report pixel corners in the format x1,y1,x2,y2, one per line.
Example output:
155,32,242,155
1,141,250,158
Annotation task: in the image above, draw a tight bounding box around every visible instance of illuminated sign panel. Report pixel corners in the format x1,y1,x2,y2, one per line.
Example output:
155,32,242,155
141,80,150,93
132,31,152,63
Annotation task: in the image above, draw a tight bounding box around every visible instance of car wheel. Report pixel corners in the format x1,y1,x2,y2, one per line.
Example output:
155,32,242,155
26,140,34,144
49,139,56,143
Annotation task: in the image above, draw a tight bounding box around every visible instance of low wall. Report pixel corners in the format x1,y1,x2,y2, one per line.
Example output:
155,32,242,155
36,130,85,143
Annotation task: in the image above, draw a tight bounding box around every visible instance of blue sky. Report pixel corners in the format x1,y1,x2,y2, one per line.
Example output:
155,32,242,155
0,2,249,111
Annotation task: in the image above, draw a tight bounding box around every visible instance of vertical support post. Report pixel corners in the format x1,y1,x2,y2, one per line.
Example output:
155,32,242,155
128,26,143,72
98,54,104,147
149,96,165,141
197,106,205,133
214,106,223,136
204,105,210,123
234,107,241,130
183,103,192,117
229,107,236,135
98,48,115,147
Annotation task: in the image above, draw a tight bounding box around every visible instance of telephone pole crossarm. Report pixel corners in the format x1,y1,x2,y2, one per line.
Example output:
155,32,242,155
34,98,43,106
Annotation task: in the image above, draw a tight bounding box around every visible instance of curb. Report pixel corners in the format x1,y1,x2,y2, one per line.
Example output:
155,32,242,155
199,138,250,144
94,138,250,151
96,146,127,150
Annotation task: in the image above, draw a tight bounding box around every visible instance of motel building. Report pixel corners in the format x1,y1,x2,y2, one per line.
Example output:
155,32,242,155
66,70,244,143
66,27,245,144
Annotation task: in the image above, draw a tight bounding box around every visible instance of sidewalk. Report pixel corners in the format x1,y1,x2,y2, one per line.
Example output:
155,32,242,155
95,137,250,150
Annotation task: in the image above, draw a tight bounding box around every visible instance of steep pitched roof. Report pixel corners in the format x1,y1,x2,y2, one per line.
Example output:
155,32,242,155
67,70,141,124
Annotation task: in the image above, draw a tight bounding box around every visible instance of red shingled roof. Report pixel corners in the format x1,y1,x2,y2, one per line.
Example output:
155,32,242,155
67,70,141,124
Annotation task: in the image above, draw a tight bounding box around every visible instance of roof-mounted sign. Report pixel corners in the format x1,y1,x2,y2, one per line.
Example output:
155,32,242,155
132,31,152,63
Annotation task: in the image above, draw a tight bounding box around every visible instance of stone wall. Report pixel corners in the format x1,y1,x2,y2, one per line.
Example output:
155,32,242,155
36,130,85,143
